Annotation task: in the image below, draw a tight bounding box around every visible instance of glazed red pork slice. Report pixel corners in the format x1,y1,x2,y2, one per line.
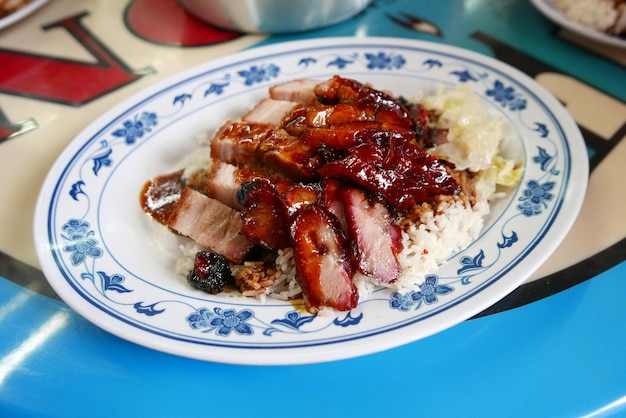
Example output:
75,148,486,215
342,187,402,284
290,205,358,313
242,98,302,126
280,182,320,218
300,121,414,149
167,187,254,264
313,75,413,129
320,178,349,233
269,79,321,105
239,181,320,251
239,181,292,251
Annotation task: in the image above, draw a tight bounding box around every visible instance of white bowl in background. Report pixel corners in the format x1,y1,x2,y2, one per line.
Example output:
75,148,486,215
179,0,371,33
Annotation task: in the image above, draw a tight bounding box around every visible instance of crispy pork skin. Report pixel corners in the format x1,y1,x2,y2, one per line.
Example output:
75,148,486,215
140,170,185,225
167,187,254,264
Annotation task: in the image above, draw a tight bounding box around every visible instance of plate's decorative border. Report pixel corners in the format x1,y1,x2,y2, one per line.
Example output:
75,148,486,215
39,39,579,361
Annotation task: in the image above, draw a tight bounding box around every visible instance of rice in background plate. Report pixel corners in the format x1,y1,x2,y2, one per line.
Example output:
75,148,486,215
552,0,626,35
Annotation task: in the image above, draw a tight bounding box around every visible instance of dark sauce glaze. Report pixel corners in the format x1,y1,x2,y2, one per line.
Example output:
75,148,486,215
140,170,185,225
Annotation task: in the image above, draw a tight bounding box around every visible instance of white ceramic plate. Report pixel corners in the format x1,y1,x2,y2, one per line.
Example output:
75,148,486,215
0,0,48,31
34,37,588,365
530,0,626,48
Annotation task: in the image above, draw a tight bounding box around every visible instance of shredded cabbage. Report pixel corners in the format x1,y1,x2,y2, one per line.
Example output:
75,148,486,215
420,84,523,200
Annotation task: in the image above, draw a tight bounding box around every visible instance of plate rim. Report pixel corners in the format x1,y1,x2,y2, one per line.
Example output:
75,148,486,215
33,36,589,365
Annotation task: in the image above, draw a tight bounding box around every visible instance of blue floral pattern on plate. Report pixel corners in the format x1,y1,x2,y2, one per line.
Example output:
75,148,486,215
35,38,587,365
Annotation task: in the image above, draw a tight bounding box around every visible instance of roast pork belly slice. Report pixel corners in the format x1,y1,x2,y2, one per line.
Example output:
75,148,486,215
269,79,321,105
211,121,277,177
210,120,274,171
205,161,242,210
209,120,319,180
343,187,402,284
242,98,302,127
167,187,254,264
257,128,321,181
205,160,292,210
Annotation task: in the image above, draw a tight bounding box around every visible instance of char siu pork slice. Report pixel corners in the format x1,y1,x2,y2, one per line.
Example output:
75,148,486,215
303,99,412,130
242,98,302,127
313,75,413,129
300,121,414,149
239,181,292,251
342,187,402,284
313,76,368,104
290,205,358,313
210,120,274,169
269,79,321,105
320,178,349,233
167,187,254,264
238,181,321,250
318,140,459,212
304,104,371,127
280,182,320,218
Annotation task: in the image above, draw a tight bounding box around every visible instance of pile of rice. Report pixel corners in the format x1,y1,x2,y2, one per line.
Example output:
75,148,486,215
552,0,626,35
174,84,522,303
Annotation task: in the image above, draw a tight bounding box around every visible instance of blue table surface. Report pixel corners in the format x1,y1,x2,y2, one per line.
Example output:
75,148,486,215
1,0,625,417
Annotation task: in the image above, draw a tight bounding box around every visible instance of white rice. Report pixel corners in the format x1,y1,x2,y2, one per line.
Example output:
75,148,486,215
256,248,300,301
394,196,489,291
175,240,207,279
552,0,619,32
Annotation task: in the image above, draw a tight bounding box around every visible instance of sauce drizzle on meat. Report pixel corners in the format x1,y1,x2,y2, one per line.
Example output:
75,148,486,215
140,170,185,225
